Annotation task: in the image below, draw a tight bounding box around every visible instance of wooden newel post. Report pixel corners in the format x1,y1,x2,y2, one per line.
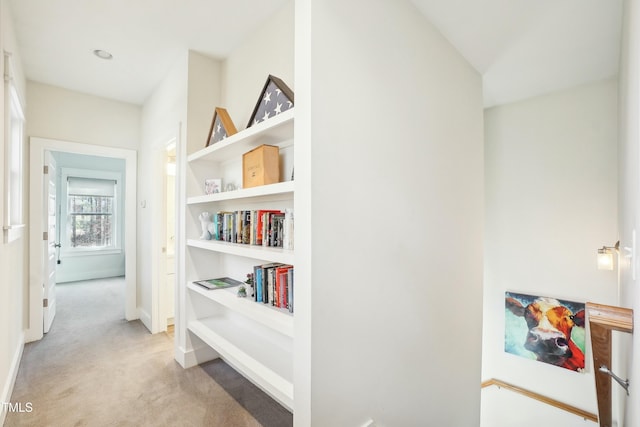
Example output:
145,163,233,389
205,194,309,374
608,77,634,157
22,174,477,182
586,303,633,427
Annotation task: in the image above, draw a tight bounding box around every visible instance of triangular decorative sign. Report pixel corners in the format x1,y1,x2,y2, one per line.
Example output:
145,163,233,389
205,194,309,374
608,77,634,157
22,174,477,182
206,107,238,147
247,75,294,127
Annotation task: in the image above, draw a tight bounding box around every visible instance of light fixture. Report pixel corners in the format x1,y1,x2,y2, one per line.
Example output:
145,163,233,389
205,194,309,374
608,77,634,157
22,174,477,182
597,241,620,271
93,49,113,60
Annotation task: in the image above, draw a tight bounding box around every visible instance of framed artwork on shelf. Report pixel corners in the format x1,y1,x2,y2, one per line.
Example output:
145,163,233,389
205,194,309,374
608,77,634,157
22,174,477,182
206,107,238,147
204,178,222,195
247,74,294,127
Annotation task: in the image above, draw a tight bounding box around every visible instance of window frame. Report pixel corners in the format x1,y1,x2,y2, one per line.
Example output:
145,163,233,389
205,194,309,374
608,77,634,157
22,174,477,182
60,168,122,256
3,51,25,243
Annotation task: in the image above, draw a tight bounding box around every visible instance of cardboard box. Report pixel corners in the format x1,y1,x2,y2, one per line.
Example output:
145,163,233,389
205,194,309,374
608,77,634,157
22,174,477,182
243,144,280,188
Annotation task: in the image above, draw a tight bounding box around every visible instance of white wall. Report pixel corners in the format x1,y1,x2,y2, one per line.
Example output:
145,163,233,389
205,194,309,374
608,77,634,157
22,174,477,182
481,386,597,427
618,0,640,425
140,50,221,333
26,82,140,150
0,0,27,423
139,51,188,332
53,152,126,283
296,0,484,425
483,79,619,419
221,1,294,129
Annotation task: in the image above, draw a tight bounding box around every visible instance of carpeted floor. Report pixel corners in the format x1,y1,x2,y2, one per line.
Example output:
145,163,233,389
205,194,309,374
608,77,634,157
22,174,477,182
5,277,292,427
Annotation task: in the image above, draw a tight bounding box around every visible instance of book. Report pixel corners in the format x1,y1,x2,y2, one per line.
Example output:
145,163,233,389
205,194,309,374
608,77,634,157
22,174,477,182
283,208,294,250
253,264,263,302
287,268,294,312
275,265,292,308
256,210,282,245
260,262,282,304
194,277,244,290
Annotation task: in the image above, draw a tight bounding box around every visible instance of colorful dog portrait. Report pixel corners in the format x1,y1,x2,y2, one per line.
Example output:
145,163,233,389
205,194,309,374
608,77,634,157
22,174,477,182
505,292,586,372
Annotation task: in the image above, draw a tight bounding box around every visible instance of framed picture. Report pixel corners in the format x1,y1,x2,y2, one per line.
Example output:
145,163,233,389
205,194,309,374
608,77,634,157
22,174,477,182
204,178,222,195
247,75,294,127
505,291,586,372
206,107,237,147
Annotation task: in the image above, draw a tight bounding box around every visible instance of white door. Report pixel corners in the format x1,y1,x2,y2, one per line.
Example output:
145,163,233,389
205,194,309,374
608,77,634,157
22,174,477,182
43,151,57,333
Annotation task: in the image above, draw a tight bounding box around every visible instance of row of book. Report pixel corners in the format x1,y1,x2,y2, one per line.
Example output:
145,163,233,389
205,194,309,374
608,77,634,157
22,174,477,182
248,263,294,313
211,209,293,249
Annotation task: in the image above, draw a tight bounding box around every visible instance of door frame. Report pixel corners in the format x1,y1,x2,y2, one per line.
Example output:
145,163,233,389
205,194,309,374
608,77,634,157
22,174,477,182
27,137,137,342
151,127,181,334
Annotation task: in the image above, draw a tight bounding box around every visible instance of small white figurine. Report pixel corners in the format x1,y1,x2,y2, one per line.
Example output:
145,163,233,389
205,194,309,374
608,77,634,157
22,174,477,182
199,212,213,240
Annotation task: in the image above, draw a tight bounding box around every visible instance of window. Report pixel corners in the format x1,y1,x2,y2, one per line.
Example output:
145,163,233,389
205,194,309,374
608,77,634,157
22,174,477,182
67,177,117,250
3,52,25,242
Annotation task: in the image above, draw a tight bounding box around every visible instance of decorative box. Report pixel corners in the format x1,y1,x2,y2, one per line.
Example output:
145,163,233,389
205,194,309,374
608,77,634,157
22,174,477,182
242,144,280,188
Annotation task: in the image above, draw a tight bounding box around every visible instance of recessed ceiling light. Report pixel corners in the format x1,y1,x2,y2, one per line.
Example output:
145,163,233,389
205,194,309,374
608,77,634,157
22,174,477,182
93,49,113,60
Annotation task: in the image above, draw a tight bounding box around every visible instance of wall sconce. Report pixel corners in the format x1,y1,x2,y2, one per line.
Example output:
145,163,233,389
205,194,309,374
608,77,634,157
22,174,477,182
597,241,620,270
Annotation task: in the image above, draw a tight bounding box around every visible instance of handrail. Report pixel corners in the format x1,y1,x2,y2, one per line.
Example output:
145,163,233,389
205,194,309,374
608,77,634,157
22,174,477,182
481,378,598,423
586,302,633,427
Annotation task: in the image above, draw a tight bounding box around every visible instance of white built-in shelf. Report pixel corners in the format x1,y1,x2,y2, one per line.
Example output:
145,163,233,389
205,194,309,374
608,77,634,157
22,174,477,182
187,181,295,205
187,238,295,264
188,282,293,337
188,109,294,164
188,316,293,410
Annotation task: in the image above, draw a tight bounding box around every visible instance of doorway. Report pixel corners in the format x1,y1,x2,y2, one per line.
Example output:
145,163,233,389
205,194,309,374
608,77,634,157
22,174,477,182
163,140,177,328
28,137,137,343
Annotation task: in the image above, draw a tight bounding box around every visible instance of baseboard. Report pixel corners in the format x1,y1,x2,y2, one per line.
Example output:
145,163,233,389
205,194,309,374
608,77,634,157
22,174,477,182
175,345,219,369
1,332,25,426
138,308,152,333
57,269,125,284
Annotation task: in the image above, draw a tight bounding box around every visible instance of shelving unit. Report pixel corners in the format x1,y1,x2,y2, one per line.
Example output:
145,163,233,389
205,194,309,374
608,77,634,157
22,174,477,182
180,109,295,412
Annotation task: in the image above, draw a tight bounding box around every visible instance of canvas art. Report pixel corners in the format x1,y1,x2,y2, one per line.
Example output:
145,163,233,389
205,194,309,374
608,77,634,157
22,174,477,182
504,291,586,372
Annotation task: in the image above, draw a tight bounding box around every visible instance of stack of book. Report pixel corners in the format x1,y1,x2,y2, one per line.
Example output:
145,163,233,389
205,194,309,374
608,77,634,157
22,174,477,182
210,209,293,249
250,263,294,313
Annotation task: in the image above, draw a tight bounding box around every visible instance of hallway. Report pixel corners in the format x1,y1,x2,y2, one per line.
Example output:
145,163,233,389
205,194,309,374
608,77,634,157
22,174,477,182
5,278,292,427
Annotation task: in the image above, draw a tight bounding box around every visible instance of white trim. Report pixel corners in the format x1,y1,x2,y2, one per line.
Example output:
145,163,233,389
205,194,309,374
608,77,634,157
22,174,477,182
138,307,152,332
3,53,25,243
0,332,24,426
61,249,122,257
153,130,180,335
27,137,137,343
174,344,219,369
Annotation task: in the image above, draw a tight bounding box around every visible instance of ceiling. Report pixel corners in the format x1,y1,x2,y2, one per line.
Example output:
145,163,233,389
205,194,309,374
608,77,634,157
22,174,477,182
8,0,624,107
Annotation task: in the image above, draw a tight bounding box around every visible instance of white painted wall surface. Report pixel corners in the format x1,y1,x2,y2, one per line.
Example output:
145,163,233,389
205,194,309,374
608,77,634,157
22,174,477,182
26,82,140,150
0,1,27,423
483,80,618,419
618,0,640,425
139,51,188,332
140,51,220,333
298,0,484,425
186,52,222,155
481,386,597,427
221,1,294,130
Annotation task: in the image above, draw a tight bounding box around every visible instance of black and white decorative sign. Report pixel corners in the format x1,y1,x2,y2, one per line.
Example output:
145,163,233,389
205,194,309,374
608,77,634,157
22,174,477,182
248,75,294,127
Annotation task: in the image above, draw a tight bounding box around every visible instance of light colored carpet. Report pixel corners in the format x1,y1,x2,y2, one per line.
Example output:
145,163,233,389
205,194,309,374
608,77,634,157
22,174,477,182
5,277,292,427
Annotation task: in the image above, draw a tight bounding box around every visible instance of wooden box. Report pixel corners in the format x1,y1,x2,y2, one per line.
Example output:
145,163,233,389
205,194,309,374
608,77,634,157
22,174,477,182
243,144,280,188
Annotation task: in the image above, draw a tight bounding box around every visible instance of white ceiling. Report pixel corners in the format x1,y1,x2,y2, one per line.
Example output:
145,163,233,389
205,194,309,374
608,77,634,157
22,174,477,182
411,0,624,107
8,0,624,107
8,0,290,105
